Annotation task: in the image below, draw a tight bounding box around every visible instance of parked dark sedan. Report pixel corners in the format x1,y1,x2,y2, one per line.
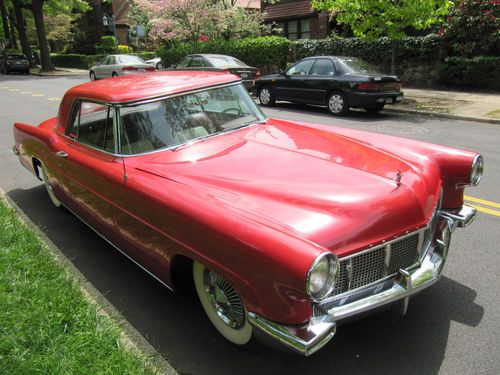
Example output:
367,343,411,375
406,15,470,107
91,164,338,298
253,56,403,115
0,53,30,75
171,54,260,90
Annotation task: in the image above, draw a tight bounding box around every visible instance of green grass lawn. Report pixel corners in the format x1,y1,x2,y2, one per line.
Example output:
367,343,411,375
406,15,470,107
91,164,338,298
0,199,159,374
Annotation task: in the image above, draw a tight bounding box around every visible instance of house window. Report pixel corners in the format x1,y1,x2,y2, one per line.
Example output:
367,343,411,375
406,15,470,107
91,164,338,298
273,19,311,40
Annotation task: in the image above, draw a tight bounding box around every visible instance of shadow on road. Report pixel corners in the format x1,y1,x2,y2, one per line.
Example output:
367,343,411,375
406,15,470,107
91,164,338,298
7,185,484,375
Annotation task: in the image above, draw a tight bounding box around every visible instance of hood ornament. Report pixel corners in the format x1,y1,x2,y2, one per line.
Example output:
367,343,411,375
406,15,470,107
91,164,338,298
394,170,403,186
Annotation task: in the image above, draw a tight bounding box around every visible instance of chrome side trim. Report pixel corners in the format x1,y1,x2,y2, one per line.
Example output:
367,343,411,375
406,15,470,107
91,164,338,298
61,204,174,292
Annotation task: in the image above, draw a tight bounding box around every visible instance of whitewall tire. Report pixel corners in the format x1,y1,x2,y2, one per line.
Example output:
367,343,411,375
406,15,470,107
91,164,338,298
41,163,62,208
193,261,252,345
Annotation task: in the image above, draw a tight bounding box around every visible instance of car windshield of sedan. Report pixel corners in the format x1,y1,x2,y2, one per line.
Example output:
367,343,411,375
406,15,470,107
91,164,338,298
118,55,145,64
337,57,381,75
118,83,266,155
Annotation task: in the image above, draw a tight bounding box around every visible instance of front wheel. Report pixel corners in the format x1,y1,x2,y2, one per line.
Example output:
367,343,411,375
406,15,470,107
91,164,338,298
327,92,349,115
258,86,276,106
112,72,118,77
89,71,96,81
193,261,252,345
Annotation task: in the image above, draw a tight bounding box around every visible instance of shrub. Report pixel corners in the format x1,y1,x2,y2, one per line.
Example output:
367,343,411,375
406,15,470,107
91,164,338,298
95,36,117,54
440,56,500,90
156,36,292,70
117,44,133,54
138,52,156,61
50,54,107,69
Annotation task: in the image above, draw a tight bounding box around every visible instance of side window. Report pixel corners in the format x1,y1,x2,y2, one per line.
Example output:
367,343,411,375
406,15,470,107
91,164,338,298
287,59,315,76
310,59,335,76
67,101,115,152
176,57,190,68
189,56,205,67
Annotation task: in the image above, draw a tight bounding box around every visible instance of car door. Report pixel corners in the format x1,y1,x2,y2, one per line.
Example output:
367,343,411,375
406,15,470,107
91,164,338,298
94,56,110,79
55,100,125,241
305,58,338,104
274,59,315,102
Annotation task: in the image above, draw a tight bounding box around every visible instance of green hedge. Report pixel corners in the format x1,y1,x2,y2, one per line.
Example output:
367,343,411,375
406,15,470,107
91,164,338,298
440,56,500,90
138,52,156,61
156,36,292,69
50,54,107,69
289,35,442,66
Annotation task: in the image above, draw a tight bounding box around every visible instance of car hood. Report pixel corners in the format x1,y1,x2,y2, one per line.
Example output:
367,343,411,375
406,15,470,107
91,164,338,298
136,119,440,257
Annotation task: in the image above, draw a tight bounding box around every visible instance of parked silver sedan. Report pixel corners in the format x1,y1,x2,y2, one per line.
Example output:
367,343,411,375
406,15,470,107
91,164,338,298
89,55,155,81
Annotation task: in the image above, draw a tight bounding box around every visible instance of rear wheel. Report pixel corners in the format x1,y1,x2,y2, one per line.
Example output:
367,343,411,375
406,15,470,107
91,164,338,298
89,71,96,81
327,92,349,115
40,162,62,208
193,261,252,345
112,72,118,77
258,86,276,106
365,104,385,114
156,62,163,70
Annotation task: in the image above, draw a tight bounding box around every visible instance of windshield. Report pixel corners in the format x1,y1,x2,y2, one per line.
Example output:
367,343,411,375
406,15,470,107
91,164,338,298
337,57,381,74
206,56,248,68
118,84,266,155
118,55,144,64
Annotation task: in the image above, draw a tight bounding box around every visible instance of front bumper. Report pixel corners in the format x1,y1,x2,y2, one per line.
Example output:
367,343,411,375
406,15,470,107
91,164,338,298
248,205,476,356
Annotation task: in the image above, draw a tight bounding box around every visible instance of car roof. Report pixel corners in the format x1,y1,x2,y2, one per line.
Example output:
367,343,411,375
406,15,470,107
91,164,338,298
65,71,241,104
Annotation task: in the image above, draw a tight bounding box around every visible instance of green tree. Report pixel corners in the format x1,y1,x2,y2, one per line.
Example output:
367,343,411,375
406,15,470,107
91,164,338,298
312,0,451,73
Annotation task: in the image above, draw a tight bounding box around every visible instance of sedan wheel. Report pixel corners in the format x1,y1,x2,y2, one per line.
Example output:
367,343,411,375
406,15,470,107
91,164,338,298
90,71,96,81
258,86,275,106
193,261,252,345
40,163,62,208
156,62,163,70
112,72,118,77
327,92,349,115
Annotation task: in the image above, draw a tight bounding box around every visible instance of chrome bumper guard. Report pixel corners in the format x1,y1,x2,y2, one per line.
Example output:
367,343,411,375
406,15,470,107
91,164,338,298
247,204,476,356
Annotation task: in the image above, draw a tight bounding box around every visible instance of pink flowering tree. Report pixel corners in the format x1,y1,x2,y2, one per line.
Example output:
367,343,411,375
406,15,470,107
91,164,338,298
131,0,266,45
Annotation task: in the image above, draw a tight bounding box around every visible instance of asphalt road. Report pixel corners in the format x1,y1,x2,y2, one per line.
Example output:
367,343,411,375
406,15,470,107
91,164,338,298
1,74,499,375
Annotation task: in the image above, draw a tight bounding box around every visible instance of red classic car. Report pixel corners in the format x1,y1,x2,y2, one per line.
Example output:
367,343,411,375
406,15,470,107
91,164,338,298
13,71,483,355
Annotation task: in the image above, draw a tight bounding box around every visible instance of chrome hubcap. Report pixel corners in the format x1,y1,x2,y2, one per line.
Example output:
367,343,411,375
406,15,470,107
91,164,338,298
329,94,344,113
204,269,245,329
260,88,271,104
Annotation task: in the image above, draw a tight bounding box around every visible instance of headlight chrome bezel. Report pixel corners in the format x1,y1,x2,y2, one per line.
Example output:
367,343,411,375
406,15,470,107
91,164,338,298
470,154,484,186
306,252,339,301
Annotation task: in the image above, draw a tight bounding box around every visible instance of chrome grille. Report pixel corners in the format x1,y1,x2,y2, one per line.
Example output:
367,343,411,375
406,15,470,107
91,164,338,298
330,231,422,297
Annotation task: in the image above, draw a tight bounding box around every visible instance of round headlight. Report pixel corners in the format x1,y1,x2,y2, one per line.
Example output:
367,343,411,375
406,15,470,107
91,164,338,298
470,154,484,186
306,253,339,301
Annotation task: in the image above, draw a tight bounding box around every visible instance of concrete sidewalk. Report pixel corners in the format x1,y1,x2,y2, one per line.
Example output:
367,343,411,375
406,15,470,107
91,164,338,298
30,67,88,77
388,87,500,124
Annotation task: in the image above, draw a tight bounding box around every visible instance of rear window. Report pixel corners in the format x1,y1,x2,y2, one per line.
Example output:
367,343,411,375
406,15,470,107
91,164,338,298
7,54,26,60
118,55,144,64
206,56,248,68
337,57,381,74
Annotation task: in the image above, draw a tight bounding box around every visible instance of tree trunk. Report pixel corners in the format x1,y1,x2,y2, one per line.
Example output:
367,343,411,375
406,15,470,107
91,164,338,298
391,43,397,75
0,0,13,48
9,7,19,49
13,1,35,68
31,0,54,72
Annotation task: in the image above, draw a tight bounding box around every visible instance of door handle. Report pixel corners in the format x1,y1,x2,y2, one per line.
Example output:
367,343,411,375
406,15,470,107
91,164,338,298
55,151,68,159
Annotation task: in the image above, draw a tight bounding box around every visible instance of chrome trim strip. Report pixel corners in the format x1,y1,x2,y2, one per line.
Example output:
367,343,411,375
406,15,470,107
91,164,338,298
383,243,391,277
61,204,173,292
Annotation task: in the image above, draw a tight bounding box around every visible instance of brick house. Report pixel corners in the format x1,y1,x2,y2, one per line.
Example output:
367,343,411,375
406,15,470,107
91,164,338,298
261,0,333,39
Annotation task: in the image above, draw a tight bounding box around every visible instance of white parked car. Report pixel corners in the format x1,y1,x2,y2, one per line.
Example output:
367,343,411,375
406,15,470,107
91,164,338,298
144,57,163,70
89,55,155,81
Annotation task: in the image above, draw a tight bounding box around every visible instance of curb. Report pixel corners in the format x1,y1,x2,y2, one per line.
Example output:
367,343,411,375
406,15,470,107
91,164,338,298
384,106,500,125
0,188,177,375
30,71,85,77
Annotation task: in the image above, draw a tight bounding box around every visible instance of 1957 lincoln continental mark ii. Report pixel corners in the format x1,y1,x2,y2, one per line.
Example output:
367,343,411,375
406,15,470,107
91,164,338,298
13,71,483,355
